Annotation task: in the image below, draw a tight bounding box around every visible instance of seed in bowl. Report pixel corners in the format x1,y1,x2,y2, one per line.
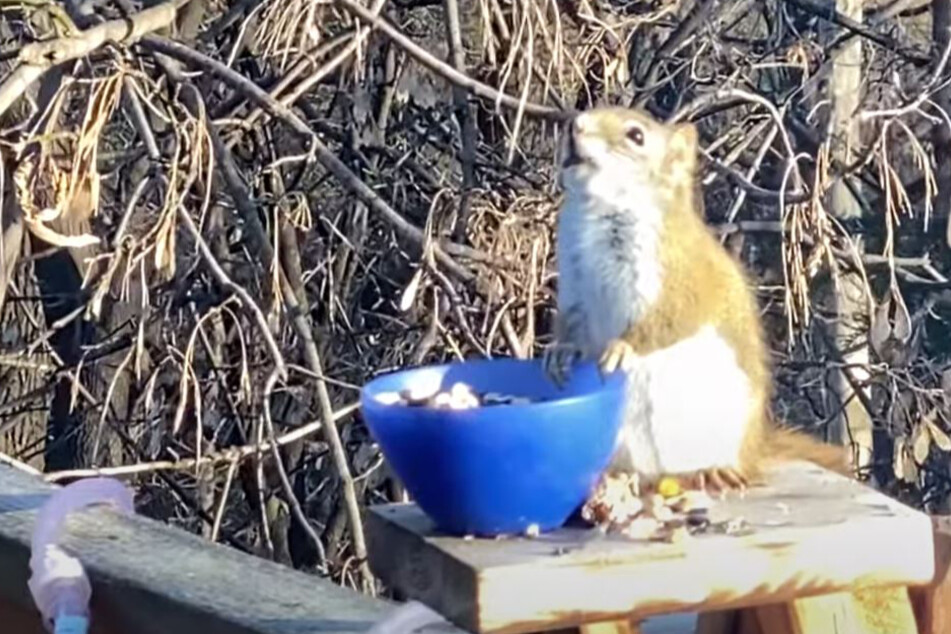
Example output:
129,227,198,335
400,384,441,405
374,382,535,410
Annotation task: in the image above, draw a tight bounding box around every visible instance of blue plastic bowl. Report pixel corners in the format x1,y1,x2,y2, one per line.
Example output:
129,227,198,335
360,357,627,536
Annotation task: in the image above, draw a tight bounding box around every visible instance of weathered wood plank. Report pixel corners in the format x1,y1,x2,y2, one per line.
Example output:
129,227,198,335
0,465,462,634
365,462,935,634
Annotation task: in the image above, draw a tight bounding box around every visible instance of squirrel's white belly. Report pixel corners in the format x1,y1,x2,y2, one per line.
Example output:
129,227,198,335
608,324,753,479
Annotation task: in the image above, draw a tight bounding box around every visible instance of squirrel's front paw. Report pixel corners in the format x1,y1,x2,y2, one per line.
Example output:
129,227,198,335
599,338,637,376
543,343,581,387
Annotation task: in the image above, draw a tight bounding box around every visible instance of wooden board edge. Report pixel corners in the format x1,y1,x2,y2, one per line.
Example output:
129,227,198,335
365,506,483,632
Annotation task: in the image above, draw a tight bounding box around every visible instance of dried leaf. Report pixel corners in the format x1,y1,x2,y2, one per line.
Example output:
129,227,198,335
927,415,951,452
891,286,912,342
67,75,122,219
894,438,919,483
400,268,423,312
34,206,62,223
893,437,906,480
870,284,913,366
154,214,177,279
23,217,100,248
912,423,931,465
904,453,919,483
870,293,893,355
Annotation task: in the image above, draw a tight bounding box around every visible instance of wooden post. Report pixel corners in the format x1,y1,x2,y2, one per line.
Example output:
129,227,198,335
910,516,951,634
754,587,918,634
822,0,873,475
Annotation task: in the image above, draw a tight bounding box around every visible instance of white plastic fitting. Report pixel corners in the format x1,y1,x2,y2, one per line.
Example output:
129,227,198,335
28,477,134,633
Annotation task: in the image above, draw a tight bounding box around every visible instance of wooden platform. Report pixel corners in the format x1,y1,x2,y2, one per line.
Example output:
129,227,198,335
365,461,937,634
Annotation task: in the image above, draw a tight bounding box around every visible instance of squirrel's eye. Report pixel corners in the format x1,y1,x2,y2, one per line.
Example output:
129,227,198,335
626,126,644,146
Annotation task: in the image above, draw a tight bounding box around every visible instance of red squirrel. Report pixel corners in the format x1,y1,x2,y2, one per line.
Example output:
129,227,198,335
543,106,848,492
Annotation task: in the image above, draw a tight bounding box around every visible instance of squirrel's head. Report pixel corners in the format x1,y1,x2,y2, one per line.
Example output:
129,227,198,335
559,107,698,199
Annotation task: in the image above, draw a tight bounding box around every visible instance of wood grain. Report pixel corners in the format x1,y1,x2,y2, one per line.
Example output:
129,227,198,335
365,462,935,634
0,465,463,634
754,587,919,634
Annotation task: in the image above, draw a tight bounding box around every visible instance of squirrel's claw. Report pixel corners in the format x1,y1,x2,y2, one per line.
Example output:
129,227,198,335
694,467,748,497
543,343,580,388
599,338,637,376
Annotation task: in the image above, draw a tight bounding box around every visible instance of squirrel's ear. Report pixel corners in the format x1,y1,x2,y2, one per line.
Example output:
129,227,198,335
666,122,698,173
668,122,698,154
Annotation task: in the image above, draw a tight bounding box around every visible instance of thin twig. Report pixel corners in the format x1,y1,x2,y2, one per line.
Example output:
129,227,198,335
0,0,192,118
263,368,328,571
44,402,359,482
202,99,374,589
442,0,479,241
785,0,931,65
177,205,287,379
334,0,569,120
276,0,389,108
139,35,483,282
277,241,375,590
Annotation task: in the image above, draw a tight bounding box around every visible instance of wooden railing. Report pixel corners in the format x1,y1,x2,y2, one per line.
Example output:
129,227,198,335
0,464,460,634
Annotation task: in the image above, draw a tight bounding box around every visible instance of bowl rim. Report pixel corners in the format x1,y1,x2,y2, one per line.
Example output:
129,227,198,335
360,356,627,412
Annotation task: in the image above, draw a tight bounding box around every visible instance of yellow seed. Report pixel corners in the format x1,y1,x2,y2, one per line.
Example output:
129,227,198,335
658,477,682,499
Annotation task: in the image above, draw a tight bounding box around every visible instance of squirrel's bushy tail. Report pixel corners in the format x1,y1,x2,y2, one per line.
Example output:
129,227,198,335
760,424,851,475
